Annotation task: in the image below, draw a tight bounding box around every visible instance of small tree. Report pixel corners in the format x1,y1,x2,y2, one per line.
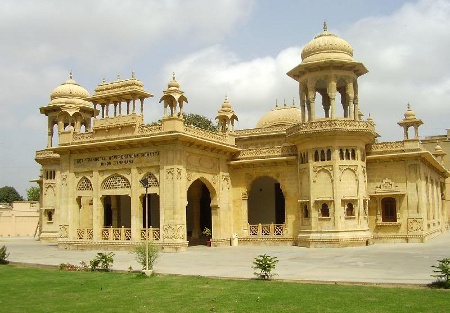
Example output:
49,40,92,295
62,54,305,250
0,186,23,203
431,258,450,288
183,113,218,132
0,245,10,264
26,186,40,201
89,252,115,271
252,254,279,280
134,242,160,270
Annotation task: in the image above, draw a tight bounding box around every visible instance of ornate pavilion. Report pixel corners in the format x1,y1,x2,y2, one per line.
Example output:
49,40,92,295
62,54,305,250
35,24,449,251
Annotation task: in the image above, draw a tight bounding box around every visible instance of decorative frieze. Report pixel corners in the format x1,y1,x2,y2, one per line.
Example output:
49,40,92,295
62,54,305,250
163,224,185,240
408,218,423,232
74,151,159,169
287,119,377,136
234,145,297,160
375,178,400,194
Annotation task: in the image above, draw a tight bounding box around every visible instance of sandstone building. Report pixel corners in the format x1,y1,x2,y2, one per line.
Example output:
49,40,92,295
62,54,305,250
35,25,449,251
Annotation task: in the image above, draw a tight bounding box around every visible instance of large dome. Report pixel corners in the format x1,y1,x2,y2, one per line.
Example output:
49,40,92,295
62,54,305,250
301,23,353,63
256,105,302,128
50,75,90,102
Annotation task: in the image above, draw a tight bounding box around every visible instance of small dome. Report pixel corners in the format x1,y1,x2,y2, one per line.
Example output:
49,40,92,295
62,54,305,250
256,105,302,128
168,72,180,89
301,22,353,63
435,144,443,153
50,73,90,101
221,96,231,109
404,104,417,120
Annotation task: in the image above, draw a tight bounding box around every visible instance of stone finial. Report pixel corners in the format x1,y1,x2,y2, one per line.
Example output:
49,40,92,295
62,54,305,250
275,99,278,108
284,99,287,107
69,70,73,79
292,97,295,106
323,20,328,32
172,72,176,81
132,71,135,79
102,77,106,84
117,74,120,81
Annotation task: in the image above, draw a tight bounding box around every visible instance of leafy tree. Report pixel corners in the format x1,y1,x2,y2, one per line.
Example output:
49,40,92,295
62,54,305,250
0,186,23,203
183,113,218,132
26,186,40,201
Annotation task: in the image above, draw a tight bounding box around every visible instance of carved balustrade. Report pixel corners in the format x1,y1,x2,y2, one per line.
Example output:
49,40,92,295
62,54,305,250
76,228,94,240
235,146,297,160
101,227,132,241
248,223,285,236
140,227,161,241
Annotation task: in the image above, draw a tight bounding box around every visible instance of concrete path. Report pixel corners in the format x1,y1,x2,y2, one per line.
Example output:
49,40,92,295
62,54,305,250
2,232,450,285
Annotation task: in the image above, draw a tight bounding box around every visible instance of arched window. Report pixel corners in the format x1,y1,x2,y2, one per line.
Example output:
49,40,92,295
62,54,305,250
351,149,356,160
339,149,344,160
321,203,329,217
314,150,319,162
346,203,354,216
381,197,397,222
326,149,332,161
345,149,350,160
320,150,325,161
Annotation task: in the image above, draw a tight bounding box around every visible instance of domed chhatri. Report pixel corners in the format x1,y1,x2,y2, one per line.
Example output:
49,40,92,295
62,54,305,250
50,71,90,102
256,100,302,128
403,103,417,120
168,72,180,89
301,21,354,63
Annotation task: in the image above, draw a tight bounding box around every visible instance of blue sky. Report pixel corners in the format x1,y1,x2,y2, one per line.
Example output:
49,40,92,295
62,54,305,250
0,0,449,196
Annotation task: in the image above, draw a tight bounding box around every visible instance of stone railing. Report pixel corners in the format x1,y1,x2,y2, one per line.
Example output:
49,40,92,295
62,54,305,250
140,227,161,241
234,126,288,136
77,228,94,240
138,124,163,134
234,145,297,160
248,223,285,236
286,119,377,136
183,125,229,143
72,132,94,142
367,141,405,152
35,149,60,160
101,227,132,241
93,113,143,129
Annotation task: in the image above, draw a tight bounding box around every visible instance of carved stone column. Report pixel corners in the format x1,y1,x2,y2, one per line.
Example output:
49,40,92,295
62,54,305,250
327,80,337,119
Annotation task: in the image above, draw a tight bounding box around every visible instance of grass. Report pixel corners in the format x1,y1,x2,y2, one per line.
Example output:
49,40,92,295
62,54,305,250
1,265,449,313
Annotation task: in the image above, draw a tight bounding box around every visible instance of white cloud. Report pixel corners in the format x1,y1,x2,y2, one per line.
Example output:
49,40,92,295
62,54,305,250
346,0,450,139
164,45,301,128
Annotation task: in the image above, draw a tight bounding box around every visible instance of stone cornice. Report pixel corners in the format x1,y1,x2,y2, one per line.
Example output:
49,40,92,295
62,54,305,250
286,119,378,137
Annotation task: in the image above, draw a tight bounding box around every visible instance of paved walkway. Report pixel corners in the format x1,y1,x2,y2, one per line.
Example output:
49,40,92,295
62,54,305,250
2,232,450,285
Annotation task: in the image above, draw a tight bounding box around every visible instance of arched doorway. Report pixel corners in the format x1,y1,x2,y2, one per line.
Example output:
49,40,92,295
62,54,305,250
186,179,212,245
248,176,285,236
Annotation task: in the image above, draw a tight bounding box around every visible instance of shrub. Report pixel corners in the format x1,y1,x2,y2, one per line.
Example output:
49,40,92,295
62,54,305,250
90,252,115,271
252,254,279,280
0,245,10,264
431,258,450,289
134,242,160,270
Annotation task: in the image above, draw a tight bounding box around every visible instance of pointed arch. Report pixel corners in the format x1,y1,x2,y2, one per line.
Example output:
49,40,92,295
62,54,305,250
101,174,130,190
140,172,159,188
77,176,93,191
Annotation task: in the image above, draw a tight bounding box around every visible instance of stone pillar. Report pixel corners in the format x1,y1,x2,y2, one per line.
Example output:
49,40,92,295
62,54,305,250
105,104,110,118
132,99,136,114
113,102,118,117
118,101,122,116
307,81,316,121
327,80,337,119
47,120,53,148
92,172,101,241
111,195,118,227
241,191,249,235
126,100,131,115
140,98,144,115
130,168,141,242
299,83,306,123
347,82,354,120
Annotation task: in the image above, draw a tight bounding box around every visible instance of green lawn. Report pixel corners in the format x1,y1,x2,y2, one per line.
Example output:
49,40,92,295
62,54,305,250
0,265,449,313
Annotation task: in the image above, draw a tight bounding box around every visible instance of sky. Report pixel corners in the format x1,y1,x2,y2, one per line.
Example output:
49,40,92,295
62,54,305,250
1,0,449,197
